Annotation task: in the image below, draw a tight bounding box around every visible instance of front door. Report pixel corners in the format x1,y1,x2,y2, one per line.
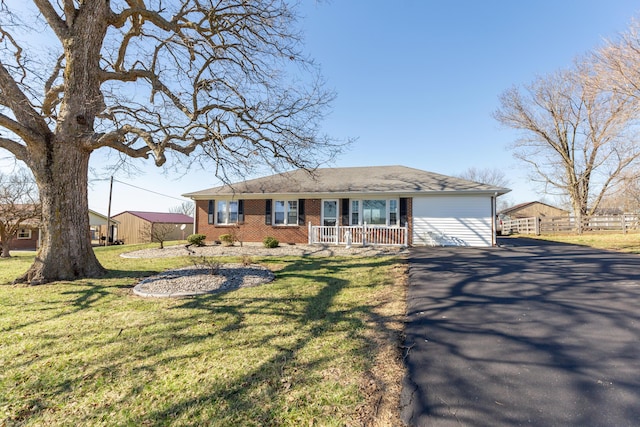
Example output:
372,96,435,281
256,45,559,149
322,200,338,226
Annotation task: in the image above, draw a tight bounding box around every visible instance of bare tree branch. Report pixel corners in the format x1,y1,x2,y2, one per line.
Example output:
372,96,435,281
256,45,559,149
494,59,640,231
0,63,50,146
0,0,345,283
0,136,29,162
32,0,69,41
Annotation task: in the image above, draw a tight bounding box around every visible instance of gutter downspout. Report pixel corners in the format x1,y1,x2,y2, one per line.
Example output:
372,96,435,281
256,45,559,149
192,200,197,235
492,192,497,246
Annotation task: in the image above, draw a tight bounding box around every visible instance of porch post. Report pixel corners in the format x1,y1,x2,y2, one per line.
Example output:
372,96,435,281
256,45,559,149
308,221,312,244
404,222,408,247
363,222,367,247
335,222,339,245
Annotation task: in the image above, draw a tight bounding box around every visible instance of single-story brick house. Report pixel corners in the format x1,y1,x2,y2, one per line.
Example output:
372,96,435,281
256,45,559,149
1,208,122,250
111,211,194,244
3,221,41,251
0,203,41,251
183,166,511,247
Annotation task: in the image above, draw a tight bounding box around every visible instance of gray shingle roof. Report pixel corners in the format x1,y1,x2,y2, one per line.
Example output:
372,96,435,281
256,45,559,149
183,166,510,198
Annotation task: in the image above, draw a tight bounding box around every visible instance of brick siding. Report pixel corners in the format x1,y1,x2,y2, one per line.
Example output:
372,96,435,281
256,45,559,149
1,227,39,251
194,197,413,245
195,199,322,245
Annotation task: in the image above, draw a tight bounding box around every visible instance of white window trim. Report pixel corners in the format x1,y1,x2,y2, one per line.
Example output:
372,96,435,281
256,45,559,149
17,228,32,239
273,199,298,226
349,198,400,227
215,199,242,225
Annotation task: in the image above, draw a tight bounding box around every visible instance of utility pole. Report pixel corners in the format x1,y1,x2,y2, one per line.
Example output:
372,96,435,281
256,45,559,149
106,176,113,246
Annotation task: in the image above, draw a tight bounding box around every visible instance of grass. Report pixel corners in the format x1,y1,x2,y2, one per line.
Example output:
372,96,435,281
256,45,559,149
0,243,406,426
524,232,640,253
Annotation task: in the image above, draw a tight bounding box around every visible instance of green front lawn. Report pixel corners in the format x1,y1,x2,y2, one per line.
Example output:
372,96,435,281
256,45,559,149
525,232,640,254
0,245,406,426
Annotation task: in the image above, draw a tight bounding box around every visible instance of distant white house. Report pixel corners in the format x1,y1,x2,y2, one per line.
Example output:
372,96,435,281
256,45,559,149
89,209,119,245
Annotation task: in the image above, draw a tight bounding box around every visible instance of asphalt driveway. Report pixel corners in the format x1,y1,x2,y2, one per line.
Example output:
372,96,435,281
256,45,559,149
401,237,640,426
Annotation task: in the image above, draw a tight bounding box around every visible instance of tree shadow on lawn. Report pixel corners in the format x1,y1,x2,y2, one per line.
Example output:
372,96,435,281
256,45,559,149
123,257,402,425
2,257,404,426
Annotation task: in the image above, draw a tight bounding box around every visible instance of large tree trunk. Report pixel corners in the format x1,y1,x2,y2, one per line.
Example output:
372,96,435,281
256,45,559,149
14,2,109,284
16,144,105,284
0,237,9,258
0,226,9,257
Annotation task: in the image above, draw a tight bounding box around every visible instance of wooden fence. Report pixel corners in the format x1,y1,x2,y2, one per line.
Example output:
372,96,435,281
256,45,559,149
504,214,640,235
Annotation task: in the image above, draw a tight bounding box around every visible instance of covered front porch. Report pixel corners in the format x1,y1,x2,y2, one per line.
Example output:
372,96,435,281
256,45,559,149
308,223,408,247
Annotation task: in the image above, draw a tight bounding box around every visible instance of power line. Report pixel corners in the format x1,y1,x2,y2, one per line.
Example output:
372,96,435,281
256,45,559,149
1,175,189,202
112,178,188,202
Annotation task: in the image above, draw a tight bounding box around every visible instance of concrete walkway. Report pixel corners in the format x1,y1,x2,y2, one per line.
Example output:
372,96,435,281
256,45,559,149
401,237,640,426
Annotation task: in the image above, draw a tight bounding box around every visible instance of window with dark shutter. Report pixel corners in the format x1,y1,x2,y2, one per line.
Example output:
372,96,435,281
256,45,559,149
208,200,215,224
238,200,244,223
341,199,350,226
298,199,305,225
265,199,272,225
400,198,408,226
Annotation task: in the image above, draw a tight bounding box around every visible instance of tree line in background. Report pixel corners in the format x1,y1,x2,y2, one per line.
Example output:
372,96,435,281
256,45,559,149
494,19,640,231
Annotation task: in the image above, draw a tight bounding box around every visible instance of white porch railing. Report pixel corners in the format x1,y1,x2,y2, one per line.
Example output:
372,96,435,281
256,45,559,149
308,222,408,247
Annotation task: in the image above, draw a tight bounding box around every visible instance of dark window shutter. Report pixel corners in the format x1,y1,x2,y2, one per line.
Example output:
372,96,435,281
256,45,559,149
208,200,215,224
400,198,408,226
265,199,272,225
298,199,305,225
238,200,244,223
341,198,349,225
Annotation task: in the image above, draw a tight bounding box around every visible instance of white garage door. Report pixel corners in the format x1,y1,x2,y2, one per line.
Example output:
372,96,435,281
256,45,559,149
413,196,493,247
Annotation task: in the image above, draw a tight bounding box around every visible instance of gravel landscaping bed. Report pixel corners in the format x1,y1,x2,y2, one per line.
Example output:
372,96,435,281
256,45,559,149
133,263,275,298
128,243,406,297
122,243,408,259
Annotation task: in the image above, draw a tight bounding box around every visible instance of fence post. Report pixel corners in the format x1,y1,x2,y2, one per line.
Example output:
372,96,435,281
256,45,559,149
535,217,541,235
308,221,312,244
335,222,339,245
621,215,627,234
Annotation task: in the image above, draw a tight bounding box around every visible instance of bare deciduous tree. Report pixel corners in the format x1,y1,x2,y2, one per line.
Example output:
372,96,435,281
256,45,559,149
599,170,640,213
494,62,640,232
139,222,176,249
594,19,640,101
0,1,342,284
0,169,41,258
456,167,510,188
456,167,512,210
169,201,195,218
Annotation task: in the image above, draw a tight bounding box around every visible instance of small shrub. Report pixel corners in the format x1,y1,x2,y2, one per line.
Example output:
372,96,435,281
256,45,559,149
263,236,279,248
187,234,207,246
219,234,234,246
241,255,253,266
191,256,221,275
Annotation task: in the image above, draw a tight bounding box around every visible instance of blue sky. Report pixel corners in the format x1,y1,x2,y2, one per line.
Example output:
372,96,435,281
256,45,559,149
4,1,640,215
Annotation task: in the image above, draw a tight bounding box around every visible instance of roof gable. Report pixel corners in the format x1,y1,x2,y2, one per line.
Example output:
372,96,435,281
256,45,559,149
500,201,567,215
183,166,510,198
